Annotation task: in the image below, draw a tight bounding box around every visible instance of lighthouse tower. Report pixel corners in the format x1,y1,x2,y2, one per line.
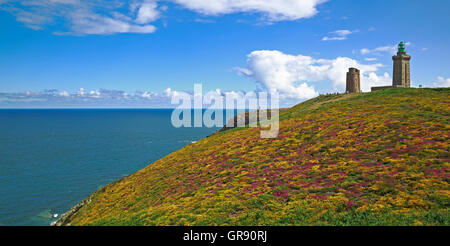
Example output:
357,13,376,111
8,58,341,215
392,42,411,87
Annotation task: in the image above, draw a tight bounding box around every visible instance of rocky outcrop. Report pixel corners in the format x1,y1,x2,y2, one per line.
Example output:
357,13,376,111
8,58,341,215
208,109,285,137
53,195,93,226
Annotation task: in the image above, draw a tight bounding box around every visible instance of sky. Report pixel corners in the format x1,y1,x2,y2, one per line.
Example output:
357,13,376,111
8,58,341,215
0,0,449,108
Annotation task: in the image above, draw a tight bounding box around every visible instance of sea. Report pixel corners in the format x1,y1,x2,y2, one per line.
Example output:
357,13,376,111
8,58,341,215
0,109,229,226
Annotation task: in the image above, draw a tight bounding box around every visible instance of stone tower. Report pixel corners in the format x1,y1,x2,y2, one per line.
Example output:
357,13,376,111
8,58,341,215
392,41,411,87
346,68,360,93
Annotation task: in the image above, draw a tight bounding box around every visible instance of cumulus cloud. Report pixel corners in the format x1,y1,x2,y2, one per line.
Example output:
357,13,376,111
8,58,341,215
361,72,391,92
135,0,160,24
173,0,327,22
235,50,390,99
433,77,450,88
322,29,357,41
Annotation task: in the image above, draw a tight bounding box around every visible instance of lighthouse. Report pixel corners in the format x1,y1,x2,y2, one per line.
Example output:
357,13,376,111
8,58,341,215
371,42,412,91
392,41,411,88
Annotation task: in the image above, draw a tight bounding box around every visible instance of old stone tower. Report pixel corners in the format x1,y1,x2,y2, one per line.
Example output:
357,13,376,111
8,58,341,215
392,41,411,87
346,68,360,93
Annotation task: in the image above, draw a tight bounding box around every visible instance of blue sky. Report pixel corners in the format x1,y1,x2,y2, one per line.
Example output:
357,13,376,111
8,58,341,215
0,0,449,108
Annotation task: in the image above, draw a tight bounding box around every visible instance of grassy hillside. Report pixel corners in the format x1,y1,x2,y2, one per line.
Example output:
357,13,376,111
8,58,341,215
59,88,449,226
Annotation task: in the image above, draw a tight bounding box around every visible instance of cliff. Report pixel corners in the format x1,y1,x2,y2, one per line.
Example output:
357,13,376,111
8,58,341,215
57,88,449,226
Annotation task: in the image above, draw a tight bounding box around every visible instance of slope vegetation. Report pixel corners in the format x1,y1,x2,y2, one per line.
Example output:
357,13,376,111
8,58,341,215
59,88,449,226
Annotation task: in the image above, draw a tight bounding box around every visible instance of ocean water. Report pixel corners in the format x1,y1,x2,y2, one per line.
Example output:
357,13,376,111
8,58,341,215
0,109,222,226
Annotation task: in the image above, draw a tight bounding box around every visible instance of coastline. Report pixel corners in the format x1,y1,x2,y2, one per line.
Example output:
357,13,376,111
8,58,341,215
54,109,276,226
54,195,93,226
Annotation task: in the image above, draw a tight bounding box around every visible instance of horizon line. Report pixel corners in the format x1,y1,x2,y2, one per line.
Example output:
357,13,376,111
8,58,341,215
0,107,267,110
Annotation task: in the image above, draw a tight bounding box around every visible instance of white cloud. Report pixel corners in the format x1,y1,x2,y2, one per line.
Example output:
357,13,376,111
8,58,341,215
15,9,52,30
173,0,327,21
1,0,159,35
89,90,101,98
135,0,160,24
0,88,185,107
361,72,391,92
2,0,327,34
141,91,154,98
360,48,370,55
241,50,319,99
164,87,187,98
0,87,270,108
433,77,450,88
59,90,70,97
77,88,85,96
232,67,253,76
235,50,389,99
322,29,357,41
68,8,157,35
